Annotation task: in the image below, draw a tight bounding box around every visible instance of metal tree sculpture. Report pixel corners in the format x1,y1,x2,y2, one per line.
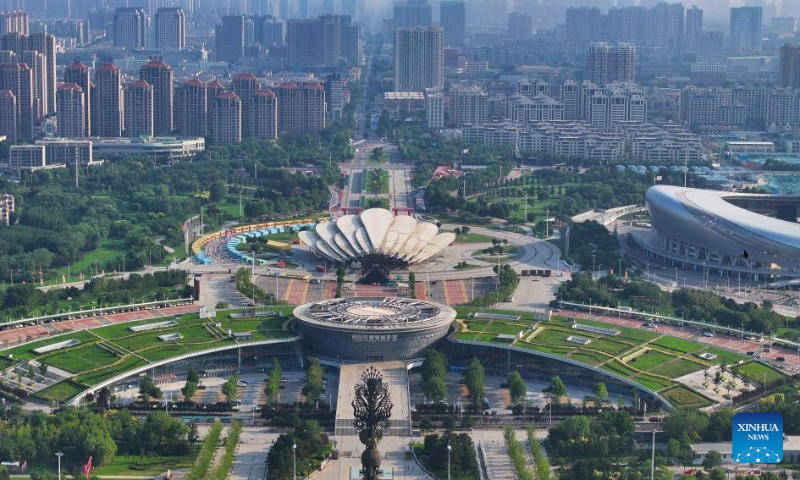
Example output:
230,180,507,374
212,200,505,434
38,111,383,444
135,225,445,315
352,367,393,480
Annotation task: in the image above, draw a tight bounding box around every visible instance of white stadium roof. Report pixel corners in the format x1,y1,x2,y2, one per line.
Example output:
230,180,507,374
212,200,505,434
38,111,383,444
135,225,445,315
300,209,455,264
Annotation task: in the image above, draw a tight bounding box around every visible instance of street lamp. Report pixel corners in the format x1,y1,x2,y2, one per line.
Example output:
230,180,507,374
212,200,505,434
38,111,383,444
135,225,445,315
56,452,63,480
292,443,297,480
447,444,452,480
650,429,657,480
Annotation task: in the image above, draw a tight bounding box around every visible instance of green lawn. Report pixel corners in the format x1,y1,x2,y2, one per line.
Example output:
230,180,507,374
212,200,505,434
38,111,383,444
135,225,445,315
694,347,747,365
50,239,128,281
94,453,198,476
733,361,788,386
661,386,714,408
2,331,100,359
567,350,611,366
551,316,659,343
441,231,497,243
464,320,527,335
647,357,706,378
33,379,88,403
457,308,537,321
73,356,149,385
627,349,676,372
630,373,674,392
651,336,703,355
44,345,120,374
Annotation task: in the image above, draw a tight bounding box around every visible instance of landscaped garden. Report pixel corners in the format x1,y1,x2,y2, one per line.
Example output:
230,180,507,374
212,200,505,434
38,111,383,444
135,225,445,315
451,312,790,407
0,307,298,402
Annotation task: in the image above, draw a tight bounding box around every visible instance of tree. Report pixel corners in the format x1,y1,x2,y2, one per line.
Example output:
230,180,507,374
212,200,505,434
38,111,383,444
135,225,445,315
303,357,324,403
703,451,722,471
188,422,199,444
664,407,709,442
266,358,282,405
187,366,200,384
222,374,239,403
421,350,447,401
550,375,567,399
181,380,198,402
463,357,486,409
408,271,416,299
209,181,226,202
461,226,470,235
507,371,527,405
593,382,608,402
96,386,110,413
139,375,162,403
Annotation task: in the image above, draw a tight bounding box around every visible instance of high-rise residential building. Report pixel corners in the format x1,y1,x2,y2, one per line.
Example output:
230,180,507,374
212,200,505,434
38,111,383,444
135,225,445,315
321,15,340,68
56,83,86,138
64,59,91,135
124,80,154,138
324,73,343,118
587,42,636,84
507,12,532,40
440,1,465,47
609,42,636,83
155,8,186,50
451,85,487,126
685,5,703,54
20,50,44,120
0,193,13,225
114,7,148,49
213,92,242,145
251,89,277,139
697,31,724,63
286,15,340,68
649,2,683,51
93,64,124,138
425,90,444,130
276,82,326,134
258,15,284,45
175,78,208,138
206,81,225,140
140,58,174,136
340,16,363,66
730,6,762,54
216,15,246,62
0,63,31,141
394,26,444,92
565,7,601,42
582,83,646,130
586,42,609,84
0,89,16,143
560,80,579,119
2,32,56,116
394,1,432,28
28,33,55,116
780,43,800,90
233,73,259,135
0,10,27,37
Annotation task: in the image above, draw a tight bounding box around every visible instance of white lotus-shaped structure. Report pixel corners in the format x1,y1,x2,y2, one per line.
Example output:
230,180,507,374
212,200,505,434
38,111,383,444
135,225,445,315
299,208,455,265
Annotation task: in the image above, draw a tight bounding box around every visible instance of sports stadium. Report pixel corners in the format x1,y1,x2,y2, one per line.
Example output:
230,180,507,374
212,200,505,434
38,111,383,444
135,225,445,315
299,208,455,282
293,297,456,362
629,185,800,280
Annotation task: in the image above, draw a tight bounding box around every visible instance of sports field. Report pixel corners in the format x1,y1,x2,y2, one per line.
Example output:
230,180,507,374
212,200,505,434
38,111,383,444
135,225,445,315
0,308,297,402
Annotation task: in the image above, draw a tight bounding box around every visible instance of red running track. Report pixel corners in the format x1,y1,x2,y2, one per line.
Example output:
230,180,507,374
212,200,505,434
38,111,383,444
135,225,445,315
568,311,800,365
0,305,198,349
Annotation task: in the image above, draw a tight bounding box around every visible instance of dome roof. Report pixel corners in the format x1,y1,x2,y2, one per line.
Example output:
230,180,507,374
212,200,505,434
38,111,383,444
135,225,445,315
299,208,453,264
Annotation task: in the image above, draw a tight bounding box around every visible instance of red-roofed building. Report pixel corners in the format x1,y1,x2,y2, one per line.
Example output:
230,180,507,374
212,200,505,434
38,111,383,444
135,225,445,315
140,57,174,135
0,89,16,143
124,79,153,137
175,78,208,138
252,89,277,140
57,83,86,137
64,59,91,135
213,91,241,145
93,64,123,137
233,73,259,135
276,81,325,134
